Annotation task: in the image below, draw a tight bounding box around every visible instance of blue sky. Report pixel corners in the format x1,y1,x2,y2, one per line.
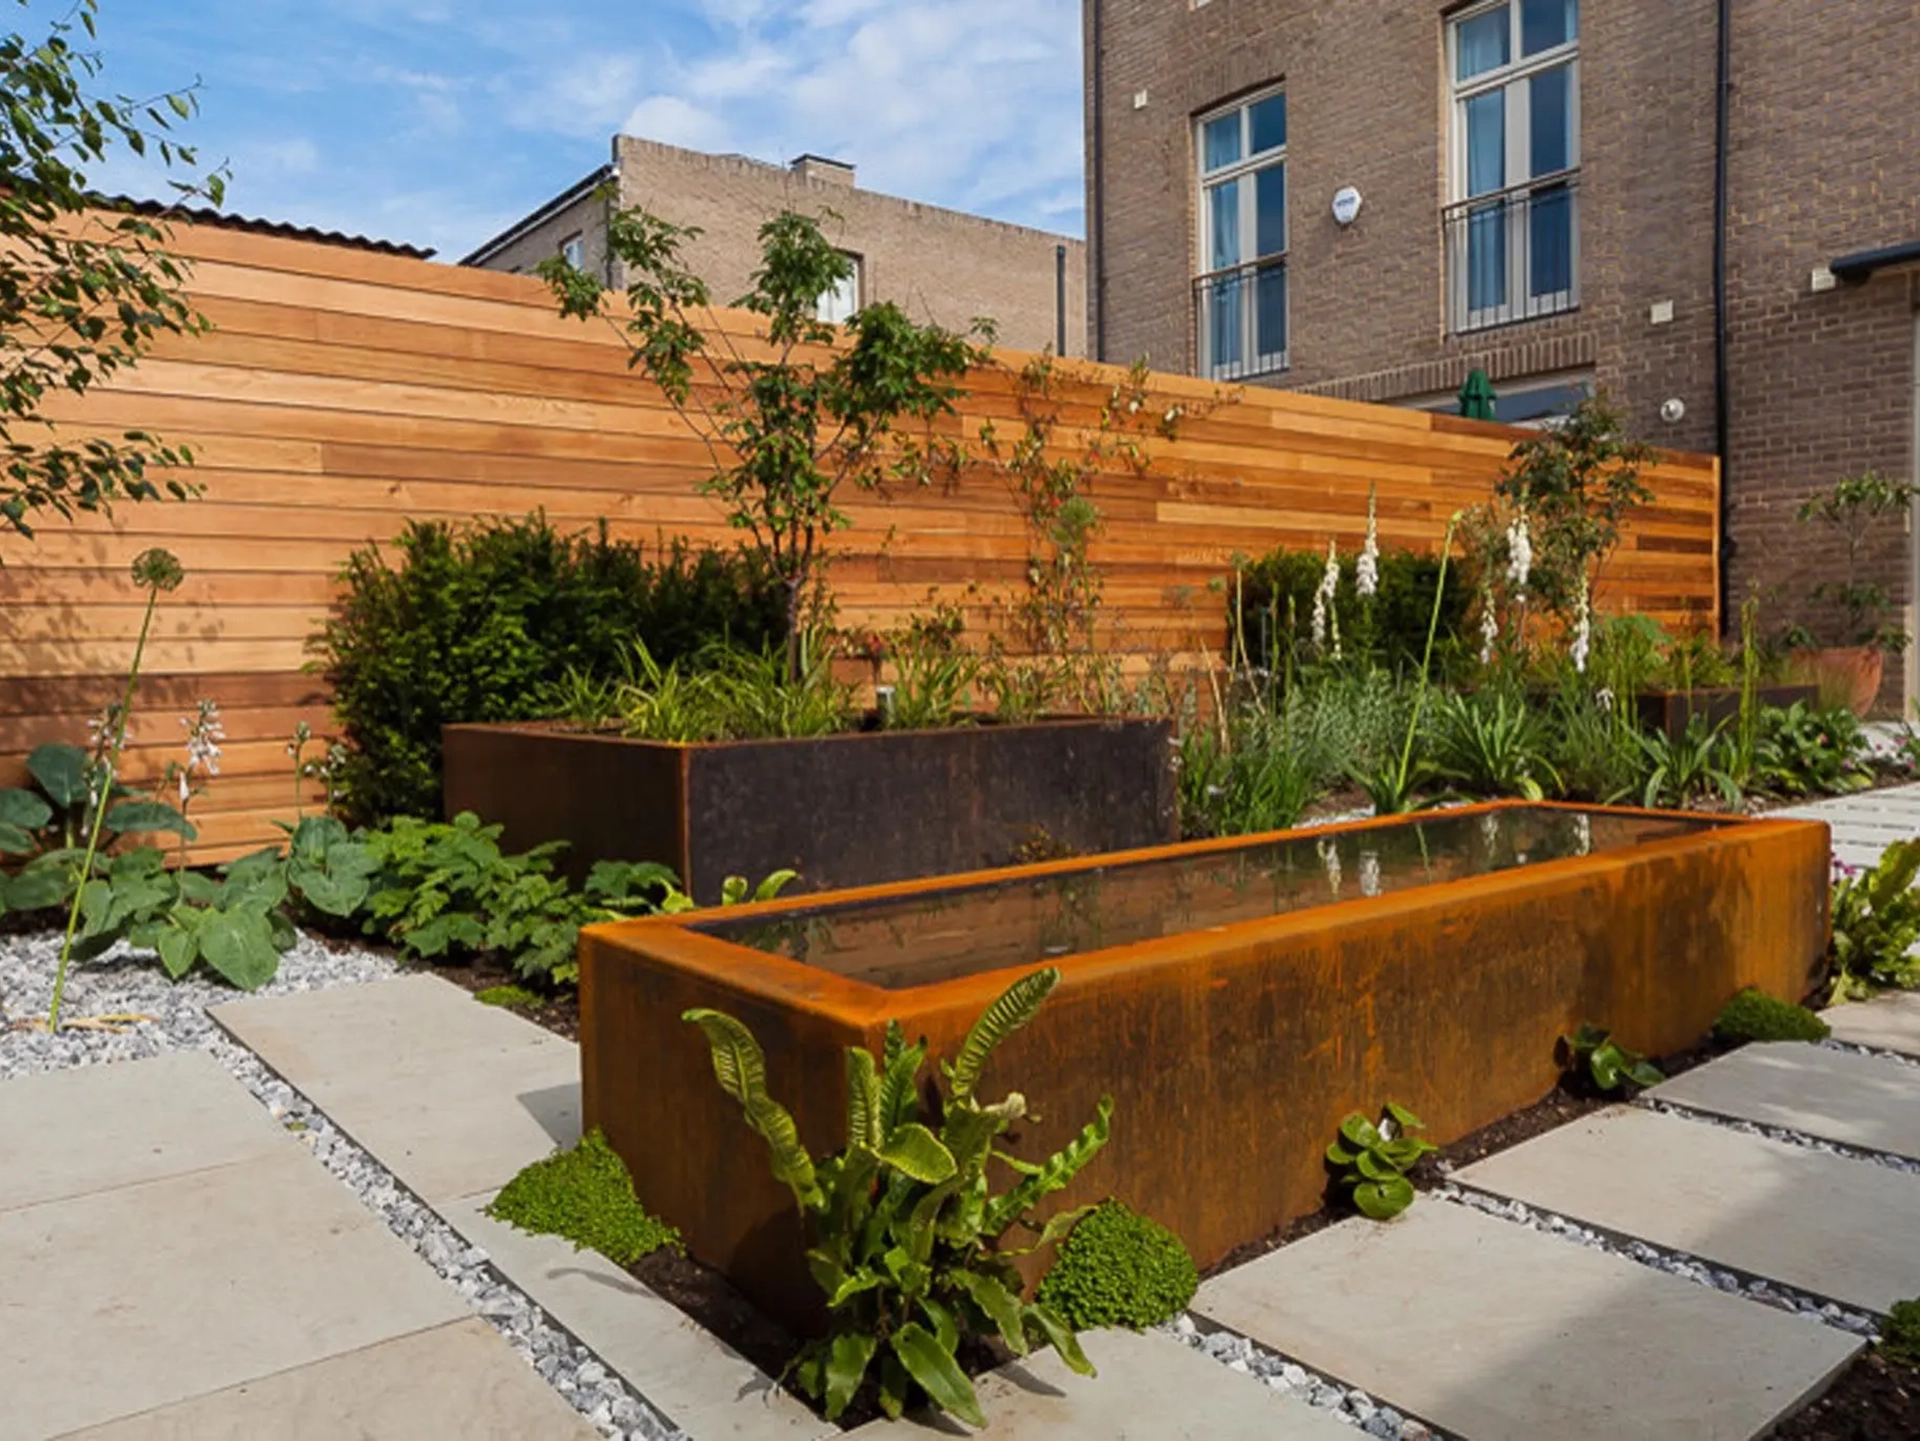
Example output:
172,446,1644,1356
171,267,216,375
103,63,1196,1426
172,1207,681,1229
38,0,1085,260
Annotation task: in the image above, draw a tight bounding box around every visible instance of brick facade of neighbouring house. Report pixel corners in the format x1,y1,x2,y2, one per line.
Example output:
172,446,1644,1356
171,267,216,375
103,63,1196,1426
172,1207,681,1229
465,137,1088,359
1087,0,1920,695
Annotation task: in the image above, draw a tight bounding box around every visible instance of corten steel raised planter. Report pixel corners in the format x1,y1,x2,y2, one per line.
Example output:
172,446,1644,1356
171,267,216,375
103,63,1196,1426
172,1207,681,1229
1634,683,1819,741
442,717,1175,903
578,801,1830,1328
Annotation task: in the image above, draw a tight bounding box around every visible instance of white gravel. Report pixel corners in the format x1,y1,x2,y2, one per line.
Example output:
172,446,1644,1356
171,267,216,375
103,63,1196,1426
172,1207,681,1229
0,930,685,1441
1642,1096,1920,1179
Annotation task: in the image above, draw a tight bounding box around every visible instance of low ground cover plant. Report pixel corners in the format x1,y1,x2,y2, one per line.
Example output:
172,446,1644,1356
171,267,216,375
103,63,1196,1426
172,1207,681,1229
1325,1103,1435,1221
1713,988,1831,1044
1559,1023,1665,1094
488,1129,681,1265
685,967,1107,1426
1883,1300,1920,1366
1035,1200,1197,1332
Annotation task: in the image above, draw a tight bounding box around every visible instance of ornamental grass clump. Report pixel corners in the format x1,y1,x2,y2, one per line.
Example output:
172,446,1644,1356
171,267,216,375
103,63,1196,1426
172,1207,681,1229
487,1129,680,1265
1034,1200,1197,1332
1712,988,1831,1044
685,967,1109,1427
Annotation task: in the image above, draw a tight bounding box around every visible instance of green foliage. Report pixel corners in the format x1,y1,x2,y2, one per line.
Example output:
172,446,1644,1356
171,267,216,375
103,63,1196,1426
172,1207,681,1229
1795,472,1920,653
1712,988,1831,1044
1634,716,1742,809
1881,1299,1920,1366
1492,395,1655,624
0,742,195,890
315,515,784,822
607,639,854,742
1326,1103,1436,1220
685,968,1108,1425
1829,840,1920,1001
1236,546,1472,679
474,984,541,1010
1753,702,1872,798
488,1129,680,1265
1,0,225,547
544,204,991,680
868,604,984,731
1560,1022,1665,1093
1034,1200,1197,1332
1428,687,1559,800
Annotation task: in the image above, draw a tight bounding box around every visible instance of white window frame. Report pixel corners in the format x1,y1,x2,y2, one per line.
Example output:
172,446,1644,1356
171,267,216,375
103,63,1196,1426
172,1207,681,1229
559,232,585,270
816,252,862,325
1446,0,1582,333
1194,85,1288,379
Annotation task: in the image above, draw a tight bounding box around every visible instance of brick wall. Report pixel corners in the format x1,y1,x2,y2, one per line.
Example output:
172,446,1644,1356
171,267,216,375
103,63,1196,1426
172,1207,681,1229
464,186,612,286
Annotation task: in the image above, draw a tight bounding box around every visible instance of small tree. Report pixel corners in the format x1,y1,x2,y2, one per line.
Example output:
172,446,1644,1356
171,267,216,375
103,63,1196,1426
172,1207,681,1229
542,205,991,679
2,0,226,548
1794,471,1920,653
1492,394,1655,623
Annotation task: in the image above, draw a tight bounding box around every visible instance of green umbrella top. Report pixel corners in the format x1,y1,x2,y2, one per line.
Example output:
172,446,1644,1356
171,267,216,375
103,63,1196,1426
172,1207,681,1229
1457,369,1498,421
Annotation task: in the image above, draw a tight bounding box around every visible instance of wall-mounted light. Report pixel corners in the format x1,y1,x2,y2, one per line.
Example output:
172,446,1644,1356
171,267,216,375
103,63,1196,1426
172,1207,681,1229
1331,187,1363,226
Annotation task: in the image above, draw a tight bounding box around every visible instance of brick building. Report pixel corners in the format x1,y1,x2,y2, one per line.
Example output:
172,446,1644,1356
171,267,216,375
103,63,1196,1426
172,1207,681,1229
1086,0,1920,691
463,135,1088,358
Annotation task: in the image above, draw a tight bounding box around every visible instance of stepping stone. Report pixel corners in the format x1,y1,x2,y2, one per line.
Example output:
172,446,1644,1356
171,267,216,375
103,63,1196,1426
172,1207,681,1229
1193,1201,1858,1441
1455,1105,1920,1313
443,1193,836,1441
1824,993,1920,1058
1648,1042,1920,1161
0,1050,284,1213
215,975,581,1204
841,1327,1357,1439
53,1319,599,1440
0,1148,465,1439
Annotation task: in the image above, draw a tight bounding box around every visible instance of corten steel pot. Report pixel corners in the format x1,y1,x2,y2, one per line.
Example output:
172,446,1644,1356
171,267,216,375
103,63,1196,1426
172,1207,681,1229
1790,647,1884,717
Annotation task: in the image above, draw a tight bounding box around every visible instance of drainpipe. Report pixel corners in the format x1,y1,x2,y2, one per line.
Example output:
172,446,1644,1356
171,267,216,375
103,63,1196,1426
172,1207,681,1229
1713,0,1733,636
1089,0,1107,363
1056,243,1069,356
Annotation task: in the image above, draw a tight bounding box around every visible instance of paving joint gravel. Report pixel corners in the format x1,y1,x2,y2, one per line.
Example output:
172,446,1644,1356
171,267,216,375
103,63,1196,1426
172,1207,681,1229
1639,1097,1920,1179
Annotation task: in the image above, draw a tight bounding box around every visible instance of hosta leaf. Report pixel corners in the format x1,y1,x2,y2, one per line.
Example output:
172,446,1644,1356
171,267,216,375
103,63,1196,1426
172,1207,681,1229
823,1330,877,1421
104,800,197,840
948,967,1058,1103
1589,1046,1624,1092
4,860,73,912
0,787,52,830
199,907,281,990
27,744,89,807
890,1323,985,1428
156,923,199,979
877,1122,957,1185
1339,1113,1381,1149
1354,1148,1397,1182
1023,1302,1096,1377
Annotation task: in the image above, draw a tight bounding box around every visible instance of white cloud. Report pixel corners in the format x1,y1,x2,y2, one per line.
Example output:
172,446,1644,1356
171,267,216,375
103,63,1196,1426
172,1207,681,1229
622,94,729,152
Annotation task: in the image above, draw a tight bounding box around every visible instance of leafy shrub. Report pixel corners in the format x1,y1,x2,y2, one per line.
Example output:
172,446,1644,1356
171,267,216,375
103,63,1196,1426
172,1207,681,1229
488,1129,680,1265
0,742,196,915
1035,1200,1197,1331
686,968,1108,1426
1883,1299,1920,1365
1754,702,1872,798
1237,546,1471,678
1560,1022,1664,1093
1326,1103,1436,1220
1713,988,1831,1044
315,515,784,822
1634,716,1742,809
1830,840,1920,1000
1428,687,1560,800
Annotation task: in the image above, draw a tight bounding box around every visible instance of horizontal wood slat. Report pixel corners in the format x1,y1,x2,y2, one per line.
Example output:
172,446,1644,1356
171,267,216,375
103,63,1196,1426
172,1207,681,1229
0,217,1720,862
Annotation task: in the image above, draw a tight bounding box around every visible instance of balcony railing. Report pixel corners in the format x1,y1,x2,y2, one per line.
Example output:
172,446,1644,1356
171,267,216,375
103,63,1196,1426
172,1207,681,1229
1193,256,1288,381
1444,174,1580,335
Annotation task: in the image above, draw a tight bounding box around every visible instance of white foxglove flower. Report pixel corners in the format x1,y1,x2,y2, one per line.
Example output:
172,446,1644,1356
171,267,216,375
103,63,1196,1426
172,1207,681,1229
1505,513,1533,595
1595,687,1616,714
1318,837,1343,896
1569,572,1592,675
1310,585,1328,651
1478,585,1499,665
1574,813,1593,857
1359,850,1381,898
1356,487,1380,599
1313,539,1341,655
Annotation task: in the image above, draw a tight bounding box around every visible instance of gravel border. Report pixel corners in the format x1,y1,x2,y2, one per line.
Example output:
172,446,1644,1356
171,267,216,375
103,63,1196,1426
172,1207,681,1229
0,932,684,1441
1822,1038,1920,1071
1162,1313,1448,1439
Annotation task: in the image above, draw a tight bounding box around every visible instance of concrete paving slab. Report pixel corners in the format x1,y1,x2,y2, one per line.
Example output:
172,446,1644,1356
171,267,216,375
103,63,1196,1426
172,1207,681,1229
1648,1042,1920,1160
212,973,567,1082
51,1319,598,1441
0,1051,285,1214
841,1327,1357,1439
1824,993,1920,1058
1193,1201,1859,1441
1456,1105,1920,1313
0,1149,465,1439
443,1192,834,1441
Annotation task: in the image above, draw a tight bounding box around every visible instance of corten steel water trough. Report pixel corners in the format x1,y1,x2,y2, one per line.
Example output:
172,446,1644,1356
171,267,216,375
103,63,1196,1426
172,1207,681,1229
443,717,1176,902
579,801,1830,1328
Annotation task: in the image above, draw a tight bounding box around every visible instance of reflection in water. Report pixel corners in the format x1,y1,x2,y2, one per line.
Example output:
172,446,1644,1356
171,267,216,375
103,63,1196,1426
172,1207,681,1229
701,807,1720,991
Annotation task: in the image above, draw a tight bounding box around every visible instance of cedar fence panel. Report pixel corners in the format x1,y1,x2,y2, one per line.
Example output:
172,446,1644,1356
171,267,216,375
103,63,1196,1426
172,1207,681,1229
0,219,1721,860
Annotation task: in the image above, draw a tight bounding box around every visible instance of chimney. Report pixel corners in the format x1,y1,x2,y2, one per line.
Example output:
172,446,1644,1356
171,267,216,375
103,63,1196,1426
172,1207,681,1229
790,154,856,188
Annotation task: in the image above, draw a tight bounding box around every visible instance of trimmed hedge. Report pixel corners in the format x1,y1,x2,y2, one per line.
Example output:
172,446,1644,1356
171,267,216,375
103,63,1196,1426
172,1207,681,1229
1036,1200,1198,1331
314,514,784,823
1234,544,1473,679
1712,987,1831,1044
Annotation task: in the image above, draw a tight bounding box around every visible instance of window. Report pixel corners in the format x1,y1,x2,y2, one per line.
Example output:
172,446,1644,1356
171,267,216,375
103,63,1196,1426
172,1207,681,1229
816,253,861,324
1193,87,1288,379
559,232,585,270
1405,372,1592,428
1445,0,1580,333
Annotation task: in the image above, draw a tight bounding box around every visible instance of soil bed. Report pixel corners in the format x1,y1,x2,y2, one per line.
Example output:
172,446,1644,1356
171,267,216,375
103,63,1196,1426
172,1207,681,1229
435,956,581,1041
1770,1352,1920,1441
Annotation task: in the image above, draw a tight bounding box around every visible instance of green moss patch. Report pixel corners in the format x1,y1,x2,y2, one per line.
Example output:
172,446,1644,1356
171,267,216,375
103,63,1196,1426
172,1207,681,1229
487,1129,680,1265
1713,987,1831,1044
1883,1300,1920,1365
474,984,542,1010
1035,1199,1197,1332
